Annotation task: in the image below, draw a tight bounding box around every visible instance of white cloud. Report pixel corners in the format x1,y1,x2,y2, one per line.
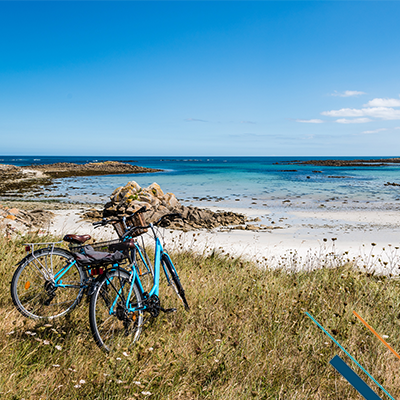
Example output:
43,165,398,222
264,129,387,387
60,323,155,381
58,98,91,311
240,120,256,124
302,134,315,140
331,90,366,97
322,107,400,120
395,127,400,130
185,118,207,122
322,108,364,117
364,97,400,107
296,119,324,124
336,118,371,124
361,128,388,134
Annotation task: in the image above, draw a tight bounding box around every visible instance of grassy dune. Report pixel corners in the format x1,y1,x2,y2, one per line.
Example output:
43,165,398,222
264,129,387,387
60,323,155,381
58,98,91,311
1,234,400,399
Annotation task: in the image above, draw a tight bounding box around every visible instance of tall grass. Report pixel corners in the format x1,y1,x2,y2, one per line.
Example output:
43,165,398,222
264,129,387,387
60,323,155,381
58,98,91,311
1,234,400,399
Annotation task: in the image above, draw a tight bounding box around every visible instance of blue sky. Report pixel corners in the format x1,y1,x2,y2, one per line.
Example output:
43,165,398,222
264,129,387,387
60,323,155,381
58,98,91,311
1,1,400,156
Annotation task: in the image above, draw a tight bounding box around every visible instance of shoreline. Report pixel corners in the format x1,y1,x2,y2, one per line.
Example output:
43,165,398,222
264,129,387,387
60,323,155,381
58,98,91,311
2,198,396,274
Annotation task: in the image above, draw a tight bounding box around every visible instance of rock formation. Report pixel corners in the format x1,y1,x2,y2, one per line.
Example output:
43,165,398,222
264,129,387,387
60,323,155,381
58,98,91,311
384,182,400,187
97,181,248,231
0,205,54,236
0,161,161,196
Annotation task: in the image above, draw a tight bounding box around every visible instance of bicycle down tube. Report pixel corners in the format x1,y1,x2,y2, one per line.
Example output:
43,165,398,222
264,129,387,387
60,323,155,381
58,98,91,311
118,236,167,314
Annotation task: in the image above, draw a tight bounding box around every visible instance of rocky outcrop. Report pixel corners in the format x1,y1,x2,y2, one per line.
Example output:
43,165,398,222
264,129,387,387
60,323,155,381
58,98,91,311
0,165,52,194
0,205,54,235
384,182,400,187
28,161,161,178
98,181,248,231
0,161,161,196
281,158,400,167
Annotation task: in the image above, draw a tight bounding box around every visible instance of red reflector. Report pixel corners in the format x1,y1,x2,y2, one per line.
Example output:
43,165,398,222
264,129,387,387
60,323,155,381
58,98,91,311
25,245,31,252
90,267,104,276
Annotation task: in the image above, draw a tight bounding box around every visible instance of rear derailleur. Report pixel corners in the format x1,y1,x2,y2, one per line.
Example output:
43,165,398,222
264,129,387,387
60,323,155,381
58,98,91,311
43,280,56,306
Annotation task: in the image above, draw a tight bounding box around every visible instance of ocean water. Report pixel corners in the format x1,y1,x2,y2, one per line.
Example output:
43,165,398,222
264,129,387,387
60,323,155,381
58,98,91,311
1,156,400,208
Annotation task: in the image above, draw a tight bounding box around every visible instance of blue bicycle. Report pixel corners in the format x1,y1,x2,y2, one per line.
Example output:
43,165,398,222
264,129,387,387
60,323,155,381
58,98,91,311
88,212,189,352
10,207,183,327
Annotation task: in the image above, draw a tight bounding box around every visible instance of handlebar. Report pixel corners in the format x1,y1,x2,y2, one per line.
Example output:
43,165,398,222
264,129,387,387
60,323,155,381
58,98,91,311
92,206,149,228
121,213,182,239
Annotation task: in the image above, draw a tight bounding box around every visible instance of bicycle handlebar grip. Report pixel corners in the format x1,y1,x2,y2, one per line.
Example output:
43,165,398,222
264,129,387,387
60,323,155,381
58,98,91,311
93,218,109,227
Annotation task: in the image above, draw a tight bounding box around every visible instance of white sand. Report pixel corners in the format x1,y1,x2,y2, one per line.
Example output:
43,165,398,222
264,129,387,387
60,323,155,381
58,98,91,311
46,205,400,274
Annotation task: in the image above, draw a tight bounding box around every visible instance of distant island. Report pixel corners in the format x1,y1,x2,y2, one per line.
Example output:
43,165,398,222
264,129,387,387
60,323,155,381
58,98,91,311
0,161,162,196
280,158,400,167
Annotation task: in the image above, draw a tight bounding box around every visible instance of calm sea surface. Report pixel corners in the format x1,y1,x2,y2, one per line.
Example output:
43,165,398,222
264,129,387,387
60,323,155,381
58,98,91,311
1,156,400,207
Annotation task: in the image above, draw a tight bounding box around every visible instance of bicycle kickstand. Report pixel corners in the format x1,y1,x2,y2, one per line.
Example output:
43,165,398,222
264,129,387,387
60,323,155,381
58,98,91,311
160,306,177,314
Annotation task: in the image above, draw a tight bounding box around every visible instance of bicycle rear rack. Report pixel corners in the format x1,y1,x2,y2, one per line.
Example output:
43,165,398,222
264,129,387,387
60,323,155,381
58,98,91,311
24,241,63,254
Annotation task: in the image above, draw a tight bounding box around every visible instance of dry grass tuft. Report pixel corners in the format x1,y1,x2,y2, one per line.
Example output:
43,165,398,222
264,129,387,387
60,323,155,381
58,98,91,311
1,234,400,399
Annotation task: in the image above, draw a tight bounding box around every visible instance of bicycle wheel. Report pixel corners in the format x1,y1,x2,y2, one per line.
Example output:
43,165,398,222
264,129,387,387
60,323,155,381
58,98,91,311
132,244,154,293
89,268,144,352
11,248,85,320
161,253,189,311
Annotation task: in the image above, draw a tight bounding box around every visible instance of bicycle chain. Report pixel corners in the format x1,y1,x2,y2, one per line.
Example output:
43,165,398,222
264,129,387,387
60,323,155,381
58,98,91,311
145,294,161,318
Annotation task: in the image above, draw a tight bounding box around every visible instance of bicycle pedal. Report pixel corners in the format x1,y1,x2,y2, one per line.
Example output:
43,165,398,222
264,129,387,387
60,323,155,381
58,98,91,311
160,307,177,314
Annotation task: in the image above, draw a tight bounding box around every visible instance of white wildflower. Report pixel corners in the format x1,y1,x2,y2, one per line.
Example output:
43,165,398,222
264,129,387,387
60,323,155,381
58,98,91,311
79,379,86,384
43,340,50,345
141,391,152,396
55,345,62,351
52,364,60,368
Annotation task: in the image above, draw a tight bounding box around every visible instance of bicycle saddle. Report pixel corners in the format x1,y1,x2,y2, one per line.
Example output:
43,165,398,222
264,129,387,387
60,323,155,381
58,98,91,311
63,234,91,244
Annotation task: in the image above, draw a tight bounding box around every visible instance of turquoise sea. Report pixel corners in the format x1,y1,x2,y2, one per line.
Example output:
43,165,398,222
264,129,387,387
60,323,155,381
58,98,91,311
2,156,400,208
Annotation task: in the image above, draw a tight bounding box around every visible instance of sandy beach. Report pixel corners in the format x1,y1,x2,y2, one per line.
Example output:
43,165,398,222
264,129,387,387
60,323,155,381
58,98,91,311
40,201,400,274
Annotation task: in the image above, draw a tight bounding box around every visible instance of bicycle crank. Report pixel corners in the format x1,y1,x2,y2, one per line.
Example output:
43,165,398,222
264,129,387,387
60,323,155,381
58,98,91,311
145,294,161,318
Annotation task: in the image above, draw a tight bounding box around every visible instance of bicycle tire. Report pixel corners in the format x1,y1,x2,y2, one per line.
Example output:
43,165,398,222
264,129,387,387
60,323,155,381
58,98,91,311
89,268,144,352
161,253,189,311
11,248,85,320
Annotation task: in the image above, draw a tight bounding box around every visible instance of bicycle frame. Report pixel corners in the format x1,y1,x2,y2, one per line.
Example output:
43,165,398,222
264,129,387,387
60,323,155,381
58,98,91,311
24,244,122,291
108,225,174,314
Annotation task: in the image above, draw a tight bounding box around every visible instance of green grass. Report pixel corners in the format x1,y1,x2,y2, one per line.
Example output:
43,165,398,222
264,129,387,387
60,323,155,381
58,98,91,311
1,234,400,399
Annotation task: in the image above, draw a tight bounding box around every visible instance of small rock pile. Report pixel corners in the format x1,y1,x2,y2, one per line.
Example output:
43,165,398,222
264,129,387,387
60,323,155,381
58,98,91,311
0,205,54,235
384,182,400,187
89,181,249,231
